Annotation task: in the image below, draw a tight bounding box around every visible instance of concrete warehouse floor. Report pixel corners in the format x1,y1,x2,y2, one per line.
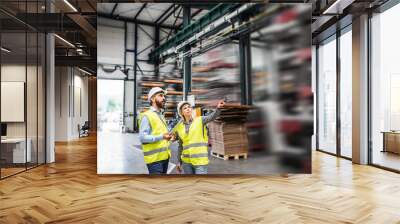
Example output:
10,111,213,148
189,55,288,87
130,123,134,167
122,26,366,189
97,132,298,175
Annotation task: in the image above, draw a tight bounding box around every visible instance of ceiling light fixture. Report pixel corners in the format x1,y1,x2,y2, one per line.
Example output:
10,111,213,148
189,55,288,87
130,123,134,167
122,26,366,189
63,0,78,12
54,34,75,48
1,47,11,53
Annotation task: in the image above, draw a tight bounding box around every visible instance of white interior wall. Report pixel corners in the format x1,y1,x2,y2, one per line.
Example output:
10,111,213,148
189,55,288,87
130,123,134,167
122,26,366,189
55,66,70,141
97,17,125,66
1,65,28,138
55,67,89,141
98,19,159,74
72,72,89,137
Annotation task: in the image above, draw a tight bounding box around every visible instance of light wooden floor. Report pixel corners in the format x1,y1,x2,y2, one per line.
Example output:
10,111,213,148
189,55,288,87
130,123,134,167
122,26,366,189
1,163,44,178
1,167,26,178
373,151,400,171
1,135,400,223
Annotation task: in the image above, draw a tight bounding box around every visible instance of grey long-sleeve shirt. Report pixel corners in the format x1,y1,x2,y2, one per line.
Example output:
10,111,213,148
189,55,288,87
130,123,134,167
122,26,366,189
139,106,169,144
174,109,221,164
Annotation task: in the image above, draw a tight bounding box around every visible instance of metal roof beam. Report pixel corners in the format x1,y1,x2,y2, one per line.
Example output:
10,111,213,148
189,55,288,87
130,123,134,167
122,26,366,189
134,3,147,20
157,5,180,26
111,3,118,16
191,9,203,19
98,13,179,30
155,4,175,24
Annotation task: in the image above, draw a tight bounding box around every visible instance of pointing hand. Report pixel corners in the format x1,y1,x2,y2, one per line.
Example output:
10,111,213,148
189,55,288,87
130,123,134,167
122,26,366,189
217,100,225,109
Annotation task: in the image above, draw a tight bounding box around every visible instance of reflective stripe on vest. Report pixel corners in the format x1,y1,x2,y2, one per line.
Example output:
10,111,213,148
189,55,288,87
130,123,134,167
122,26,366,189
142,147,169,156
181,153,209,158
182,142,208,150
139,110,171,164
175,117,209,166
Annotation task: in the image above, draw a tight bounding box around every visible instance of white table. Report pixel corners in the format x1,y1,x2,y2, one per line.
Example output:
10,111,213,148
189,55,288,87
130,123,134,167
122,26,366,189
1,138,31,163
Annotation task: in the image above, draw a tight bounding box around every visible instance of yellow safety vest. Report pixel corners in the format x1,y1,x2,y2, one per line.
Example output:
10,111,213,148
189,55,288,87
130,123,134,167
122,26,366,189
174,117,209,166
138,110,171,164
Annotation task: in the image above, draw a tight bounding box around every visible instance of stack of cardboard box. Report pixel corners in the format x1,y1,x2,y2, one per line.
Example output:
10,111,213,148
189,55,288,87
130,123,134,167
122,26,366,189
208,105,251,160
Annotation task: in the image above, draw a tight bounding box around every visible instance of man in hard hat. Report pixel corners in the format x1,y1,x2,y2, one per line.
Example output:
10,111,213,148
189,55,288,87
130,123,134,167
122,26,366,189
172,99,225,174
139,87,173,174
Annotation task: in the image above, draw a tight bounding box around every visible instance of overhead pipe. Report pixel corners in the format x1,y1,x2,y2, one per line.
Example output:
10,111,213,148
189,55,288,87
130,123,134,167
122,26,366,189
161,3,255,59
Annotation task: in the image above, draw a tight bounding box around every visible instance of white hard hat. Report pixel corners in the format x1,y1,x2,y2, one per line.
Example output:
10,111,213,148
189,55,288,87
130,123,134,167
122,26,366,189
177,101,191,118
147,87,167,102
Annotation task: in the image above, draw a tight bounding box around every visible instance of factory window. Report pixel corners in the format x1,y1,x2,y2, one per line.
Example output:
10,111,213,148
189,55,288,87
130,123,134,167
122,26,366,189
317,35,337,155
370,2,400,171
339,26,352,159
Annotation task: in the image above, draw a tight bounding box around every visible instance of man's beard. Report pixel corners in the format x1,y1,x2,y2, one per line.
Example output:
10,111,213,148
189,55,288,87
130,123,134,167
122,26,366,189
155,99,165,108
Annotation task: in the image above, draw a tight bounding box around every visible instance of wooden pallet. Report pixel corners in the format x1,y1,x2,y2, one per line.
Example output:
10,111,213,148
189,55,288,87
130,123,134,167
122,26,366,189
211,151,248,160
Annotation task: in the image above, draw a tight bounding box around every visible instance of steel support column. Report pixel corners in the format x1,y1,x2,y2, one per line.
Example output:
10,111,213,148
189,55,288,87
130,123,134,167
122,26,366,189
154,25,160,78
336,27,341,157
183,6,191,100
124,22,127,72
239,24,252,105
352,14,369,164
123,21,127,127
315,44,319,151
133,22,138,132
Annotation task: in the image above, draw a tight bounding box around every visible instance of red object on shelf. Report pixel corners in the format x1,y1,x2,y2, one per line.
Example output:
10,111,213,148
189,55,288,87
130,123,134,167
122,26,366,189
208,60,238,69
274,9,297,24
279,120,302,134
298,85,312,99
250,144,265,151
246,122,265,129
296,48,312,61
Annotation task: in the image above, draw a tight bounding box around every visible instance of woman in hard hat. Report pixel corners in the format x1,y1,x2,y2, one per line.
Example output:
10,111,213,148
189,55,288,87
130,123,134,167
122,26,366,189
172,100,225,174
